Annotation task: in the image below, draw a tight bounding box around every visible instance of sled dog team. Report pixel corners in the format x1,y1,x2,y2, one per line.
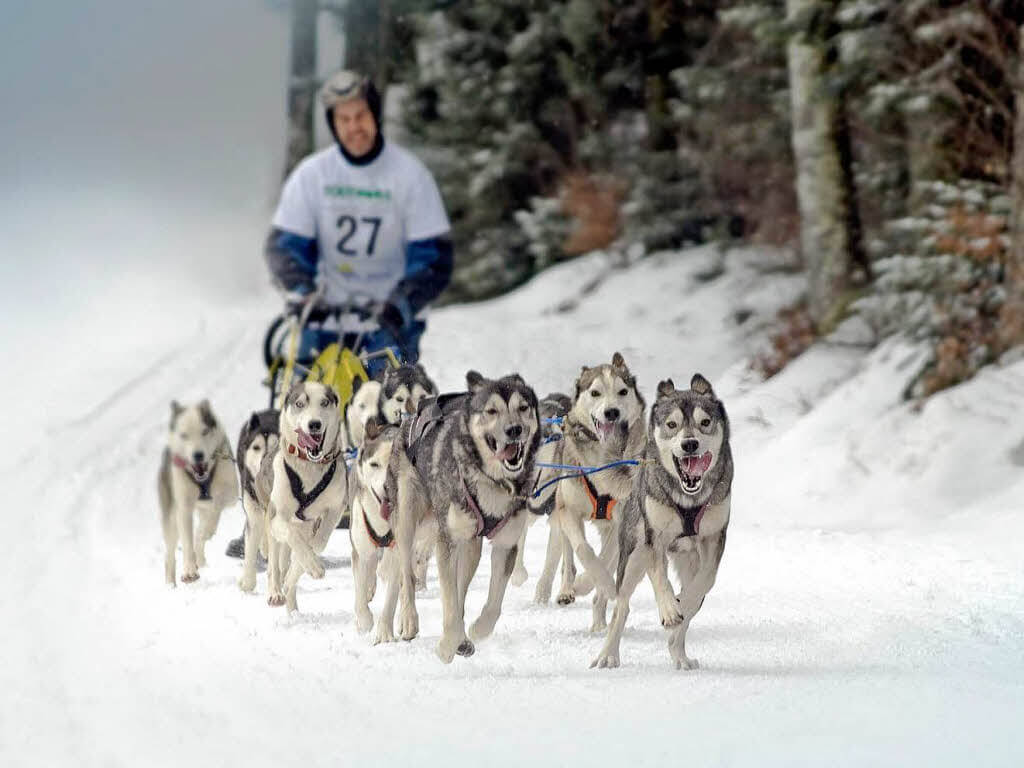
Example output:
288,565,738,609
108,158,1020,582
158,354,733,669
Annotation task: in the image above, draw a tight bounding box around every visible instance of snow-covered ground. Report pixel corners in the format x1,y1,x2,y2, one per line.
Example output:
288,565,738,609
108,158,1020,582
3,246,1023,767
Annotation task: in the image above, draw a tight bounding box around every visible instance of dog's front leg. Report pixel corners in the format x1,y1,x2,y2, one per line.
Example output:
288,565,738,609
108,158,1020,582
510,516,531,587
469,544,517,643
395,510,419,642
436,535,476,663
193,504,220,568
668,530,726,671
272,515,324,580
283,558,303,615
239,501,261,592
175,499,199,583
557,508,615,600
649,546,682,628
533,517,562,604
592,543,651,670
374,552,399,645
351,546,374,634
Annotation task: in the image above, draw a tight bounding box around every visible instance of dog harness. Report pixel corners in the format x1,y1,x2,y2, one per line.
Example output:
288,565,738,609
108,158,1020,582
461,476,515,539
677,503,708,538
579,472,616,520
362,508,395,548
284,460,338,521
171,454,215,501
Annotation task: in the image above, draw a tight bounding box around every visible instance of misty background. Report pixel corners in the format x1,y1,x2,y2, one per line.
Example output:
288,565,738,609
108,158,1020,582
0,1,348,372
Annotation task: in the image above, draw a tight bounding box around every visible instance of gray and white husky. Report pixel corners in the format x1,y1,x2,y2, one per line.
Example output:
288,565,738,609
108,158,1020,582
550,352,646,632
592,374,732,670
344,376,381,450
158,400,238,585
236,409,279,593
349,419,437,643
396,371,541,663
379,363,437,426
267,381,348,612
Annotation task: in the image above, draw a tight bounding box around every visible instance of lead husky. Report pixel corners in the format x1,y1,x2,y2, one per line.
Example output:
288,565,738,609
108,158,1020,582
158,400,238,585
267,381,348,612
550,352,646,632
592,374,732,670
396,371,540,662
236,409,279,593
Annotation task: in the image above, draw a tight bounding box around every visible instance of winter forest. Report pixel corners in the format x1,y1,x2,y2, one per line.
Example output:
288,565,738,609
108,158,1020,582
2,1,1023,766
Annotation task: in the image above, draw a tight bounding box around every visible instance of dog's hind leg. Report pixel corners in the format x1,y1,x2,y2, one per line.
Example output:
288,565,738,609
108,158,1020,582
239,502,261,592
533,518,562,604
469,544,517,643
591,544,650,670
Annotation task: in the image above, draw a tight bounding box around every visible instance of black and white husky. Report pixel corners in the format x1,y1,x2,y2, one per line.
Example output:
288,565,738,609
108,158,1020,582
550,352,646,632
592,374,733,670
396,371,541,662
158,400,238,585
235,409,279,593
379,363,437,426
267,381,348,612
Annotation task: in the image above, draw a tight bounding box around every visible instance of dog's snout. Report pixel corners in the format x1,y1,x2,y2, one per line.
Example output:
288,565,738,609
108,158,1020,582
505,424,523,439
681,439,699,454
192,451,205,463
308,419,322,432
604,408,620,422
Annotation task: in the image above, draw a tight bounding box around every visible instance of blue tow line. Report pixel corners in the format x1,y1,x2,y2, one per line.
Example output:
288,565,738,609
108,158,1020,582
531,459,639,499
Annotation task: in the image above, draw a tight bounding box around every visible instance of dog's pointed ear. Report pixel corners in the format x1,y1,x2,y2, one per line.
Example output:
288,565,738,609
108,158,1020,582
656,379,676,398
326,387,340,407
351,377,363,395
466,370,485,393
690,373,713,396
170,400,184,426
364,418,382,441
611,351,626,370
248,412,261,431
285,381,305,407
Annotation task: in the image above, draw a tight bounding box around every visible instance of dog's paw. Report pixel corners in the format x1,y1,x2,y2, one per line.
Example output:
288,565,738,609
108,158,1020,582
510,566,528,587
238,574,257,593
196,552,207,568
673,656,700,671
181,572,200,583
590,652,620,669
468,615,496,643
355,609,374,634
267,593,286,607
533,584,551,604
307,557,325,580
556,589,575,606
399,610,419,642
372,621,396,645
456,639,475,658
436,638,457,664
658,598,684,628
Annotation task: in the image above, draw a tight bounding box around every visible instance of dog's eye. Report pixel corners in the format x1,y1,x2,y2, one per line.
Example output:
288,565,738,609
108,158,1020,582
700,418,711,428
485,407,498,416
618,388,628,396
201,427,212,436
369,461,380,469
253,445,261,452
321,398,329,407
666,421,677,429
590,389,600,398
518,404,529,413
396,396,406,402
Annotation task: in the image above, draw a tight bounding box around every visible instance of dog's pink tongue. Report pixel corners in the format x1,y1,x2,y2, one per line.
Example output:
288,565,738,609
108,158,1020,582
597,421,615,439
497,443,519,461
296,429,319,452
685,452,712,475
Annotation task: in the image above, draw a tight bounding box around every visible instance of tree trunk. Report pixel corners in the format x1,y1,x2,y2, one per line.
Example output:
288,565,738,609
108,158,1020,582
1000,23,1024,352
786,0,853,331
284,0,318,180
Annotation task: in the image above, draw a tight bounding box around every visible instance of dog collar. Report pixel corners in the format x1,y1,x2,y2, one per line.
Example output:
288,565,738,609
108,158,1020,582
285,440,339,465
362,507,395,549
171,453,215,500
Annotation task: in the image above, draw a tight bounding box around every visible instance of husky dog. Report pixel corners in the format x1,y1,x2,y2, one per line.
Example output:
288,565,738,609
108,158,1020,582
344,376,381,450
379,363,437,426
592,374,732,670
349,419,437,643
550,352,646,632
158,400,238,585
267,381,348,611
510,392,571,590
236,409,279,593
397,371,540,662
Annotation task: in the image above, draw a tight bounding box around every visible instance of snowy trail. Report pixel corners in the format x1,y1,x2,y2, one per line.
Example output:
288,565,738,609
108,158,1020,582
5,247,1023,767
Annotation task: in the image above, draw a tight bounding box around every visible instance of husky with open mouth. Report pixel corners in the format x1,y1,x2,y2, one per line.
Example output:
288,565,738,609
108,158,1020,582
592,374,732,670
267,381,348,612
549,352,646,632
395,370,540,662
158,400,238,585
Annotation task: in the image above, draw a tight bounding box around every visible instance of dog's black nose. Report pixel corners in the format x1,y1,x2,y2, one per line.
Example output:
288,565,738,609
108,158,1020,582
604,408,620,422
308,419,322,432
192,451,205,463
505,424,523,439
681,439,699,454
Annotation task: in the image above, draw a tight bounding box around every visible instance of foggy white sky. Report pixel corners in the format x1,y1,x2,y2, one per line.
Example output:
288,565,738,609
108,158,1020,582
0,0,344,324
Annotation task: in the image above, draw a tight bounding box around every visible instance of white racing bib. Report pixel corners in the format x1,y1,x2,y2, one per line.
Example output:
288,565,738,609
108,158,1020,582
272,142,450,305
